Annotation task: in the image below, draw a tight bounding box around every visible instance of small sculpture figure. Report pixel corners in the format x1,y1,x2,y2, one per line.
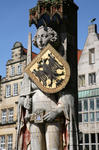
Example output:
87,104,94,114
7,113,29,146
33,26,58,49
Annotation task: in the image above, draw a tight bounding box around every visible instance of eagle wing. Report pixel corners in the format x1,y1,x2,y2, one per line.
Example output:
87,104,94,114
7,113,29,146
48,53,64,72
33,69,48,86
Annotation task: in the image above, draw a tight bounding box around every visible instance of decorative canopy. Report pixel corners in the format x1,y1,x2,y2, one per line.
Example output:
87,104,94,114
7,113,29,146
29,0,74,29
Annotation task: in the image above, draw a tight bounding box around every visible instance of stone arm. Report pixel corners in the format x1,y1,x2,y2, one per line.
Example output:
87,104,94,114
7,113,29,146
58,94,75,120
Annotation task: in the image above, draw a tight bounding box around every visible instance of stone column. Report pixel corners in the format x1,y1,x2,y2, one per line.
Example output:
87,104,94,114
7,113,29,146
27,32,32,65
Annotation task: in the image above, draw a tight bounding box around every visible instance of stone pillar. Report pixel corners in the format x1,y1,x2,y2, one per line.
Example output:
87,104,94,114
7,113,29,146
27,32,32,65
60,2,79,148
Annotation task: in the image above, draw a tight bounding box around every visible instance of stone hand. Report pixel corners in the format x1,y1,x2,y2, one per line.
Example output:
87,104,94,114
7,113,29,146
43,111,57,122
43,110,58,122
43,106,64,122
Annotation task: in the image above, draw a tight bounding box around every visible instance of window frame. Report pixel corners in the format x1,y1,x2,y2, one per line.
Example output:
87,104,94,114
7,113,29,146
78,75,85,87
8,108,14,123
89,99,94,110
10,66,15,76
17,64,22,75
96,98,99,110
7,135,13,150
13,83,18,96
0,136,5,149
89,72,96,85
89,48,95,64
1,109,7,124
83,113,88,122
90,112,95,122
6,85,11,98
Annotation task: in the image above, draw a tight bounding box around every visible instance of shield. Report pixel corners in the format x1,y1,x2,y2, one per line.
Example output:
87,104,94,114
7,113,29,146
25,44,70,93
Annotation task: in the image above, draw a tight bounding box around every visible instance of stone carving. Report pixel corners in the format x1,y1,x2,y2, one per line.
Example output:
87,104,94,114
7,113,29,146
33,26,58,49
17,26,78,150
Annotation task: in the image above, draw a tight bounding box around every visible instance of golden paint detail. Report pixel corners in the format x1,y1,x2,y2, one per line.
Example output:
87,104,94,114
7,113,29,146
25,44,70,93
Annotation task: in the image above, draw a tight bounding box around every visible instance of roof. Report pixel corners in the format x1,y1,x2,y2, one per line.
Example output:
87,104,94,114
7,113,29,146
12,42,23,49
23,48,37,59
77,50,82,63
23,47,82,63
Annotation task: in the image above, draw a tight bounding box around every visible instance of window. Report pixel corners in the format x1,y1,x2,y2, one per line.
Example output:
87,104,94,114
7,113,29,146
79,75,85,87
97,133,99,143
10,66,15,76
78,101,82,112
91,145,96,150
79,132,83,144
79,145,83,150
8,109,13,123
13,83,18,96
91,134,96,143
90,99,94,110
85,134,89,143
89,48,95,64
1,109,6,124
78,114,82,123
0,136,5,149
84,100,88,111
79,133,99,149
84,113,88,122
89,73,96,85
7,135,12,150
96,98,99,110
17,64,22,75
90,112,94,122
96,112,99,121
85,145,89,150
6,85,11,98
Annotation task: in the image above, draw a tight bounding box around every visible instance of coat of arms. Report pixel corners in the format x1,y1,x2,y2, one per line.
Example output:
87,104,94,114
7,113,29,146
25,44,70,93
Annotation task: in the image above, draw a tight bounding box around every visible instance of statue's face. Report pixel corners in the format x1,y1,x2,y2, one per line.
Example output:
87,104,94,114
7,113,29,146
36,28,50,50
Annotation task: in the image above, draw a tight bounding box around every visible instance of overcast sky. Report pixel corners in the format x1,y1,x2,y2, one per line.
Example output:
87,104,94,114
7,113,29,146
0,0,99,77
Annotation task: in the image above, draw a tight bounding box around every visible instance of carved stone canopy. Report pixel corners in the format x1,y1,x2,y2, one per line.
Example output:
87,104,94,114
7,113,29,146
29,0,74,28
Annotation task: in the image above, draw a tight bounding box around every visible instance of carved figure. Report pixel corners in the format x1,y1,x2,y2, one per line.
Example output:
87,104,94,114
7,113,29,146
33,26,58,49
17,26,78,150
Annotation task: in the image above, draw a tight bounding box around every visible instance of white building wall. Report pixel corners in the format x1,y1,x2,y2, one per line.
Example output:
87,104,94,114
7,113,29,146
78,24,99,150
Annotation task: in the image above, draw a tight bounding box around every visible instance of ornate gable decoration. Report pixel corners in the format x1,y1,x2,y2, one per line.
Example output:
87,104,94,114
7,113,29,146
25,44,70,93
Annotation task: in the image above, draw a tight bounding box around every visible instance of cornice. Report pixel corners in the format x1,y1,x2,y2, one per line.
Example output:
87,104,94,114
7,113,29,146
1,76,24,84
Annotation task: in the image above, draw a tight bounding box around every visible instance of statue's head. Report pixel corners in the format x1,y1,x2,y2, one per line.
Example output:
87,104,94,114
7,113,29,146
33,26,58,50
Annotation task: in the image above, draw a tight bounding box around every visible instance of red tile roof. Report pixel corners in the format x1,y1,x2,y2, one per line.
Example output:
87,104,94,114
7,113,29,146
78,50,82,63
23,47,82,63
23,48,37,59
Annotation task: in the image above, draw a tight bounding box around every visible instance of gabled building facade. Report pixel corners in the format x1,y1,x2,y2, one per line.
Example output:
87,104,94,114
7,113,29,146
78,24,99,150
0,42,36,150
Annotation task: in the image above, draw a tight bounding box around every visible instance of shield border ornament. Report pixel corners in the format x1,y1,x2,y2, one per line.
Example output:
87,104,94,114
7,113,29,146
25,44,70,93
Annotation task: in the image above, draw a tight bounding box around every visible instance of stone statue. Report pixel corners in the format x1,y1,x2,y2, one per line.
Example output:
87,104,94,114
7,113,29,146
33,26,58,50
17,26,78,150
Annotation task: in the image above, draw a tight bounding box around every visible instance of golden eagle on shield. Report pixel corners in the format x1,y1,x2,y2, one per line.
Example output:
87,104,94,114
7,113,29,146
25,44,70,93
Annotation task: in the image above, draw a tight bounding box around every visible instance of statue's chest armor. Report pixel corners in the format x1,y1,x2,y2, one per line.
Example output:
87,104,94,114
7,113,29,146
32,90,57,113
